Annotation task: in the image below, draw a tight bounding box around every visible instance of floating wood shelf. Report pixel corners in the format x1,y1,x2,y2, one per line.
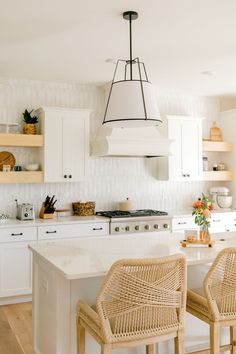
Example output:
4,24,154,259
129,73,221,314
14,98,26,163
0,134,43,147
0,171,43,184
202,141,233,152
202,170,233,181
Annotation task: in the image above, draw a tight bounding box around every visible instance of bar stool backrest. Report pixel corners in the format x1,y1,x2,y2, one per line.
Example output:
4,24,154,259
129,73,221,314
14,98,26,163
204,247,236,321
96,254,186,343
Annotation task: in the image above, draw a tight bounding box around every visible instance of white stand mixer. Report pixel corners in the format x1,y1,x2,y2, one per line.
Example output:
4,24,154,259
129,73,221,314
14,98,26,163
210,187,233,209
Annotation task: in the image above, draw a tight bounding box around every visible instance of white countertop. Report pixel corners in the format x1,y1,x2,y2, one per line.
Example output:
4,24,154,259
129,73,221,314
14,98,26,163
171,209,236,218
29,231,236,280
0,215,108,228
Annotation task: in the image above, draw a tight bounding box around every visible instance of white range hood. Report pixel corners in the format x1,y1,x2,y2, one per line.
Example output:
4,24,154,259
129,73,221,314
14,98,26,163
91,126,173,157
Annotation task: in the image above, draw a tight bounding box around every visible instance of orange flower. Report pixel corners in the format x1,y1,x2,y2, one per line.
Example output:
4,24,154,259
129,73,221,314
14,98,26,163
203,209,211,219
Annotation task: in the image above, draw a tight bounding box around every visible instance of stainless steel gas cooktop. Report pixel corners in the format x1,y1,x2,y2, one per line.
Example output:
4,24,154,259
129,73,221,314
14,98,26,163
96,209,171,234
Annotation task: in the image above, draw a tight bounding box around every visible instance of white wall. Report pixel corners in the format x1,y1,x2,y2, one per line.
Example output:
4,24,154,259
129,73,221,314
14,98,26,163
0,77,222,217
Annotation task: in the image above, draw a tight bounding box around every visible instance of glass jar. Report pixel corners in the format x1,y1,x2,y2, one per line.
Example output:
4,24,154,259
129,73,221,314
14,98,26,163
202,157,208,171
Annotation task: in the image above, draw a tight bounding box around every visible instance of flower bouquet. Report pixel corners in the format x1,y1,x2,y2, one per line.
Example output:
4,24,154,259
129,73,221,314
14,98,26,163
192,193,214,241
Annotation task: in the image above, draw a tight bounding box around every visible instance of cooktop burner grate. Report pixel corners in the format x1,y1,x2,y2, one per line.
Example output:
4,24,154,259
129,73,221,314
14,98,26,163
96,209,168,218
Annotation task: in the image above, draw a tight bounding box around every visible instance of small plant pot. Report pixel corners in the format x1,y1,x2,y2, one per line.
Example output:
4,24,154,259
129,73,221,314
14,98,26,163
23,123,37,135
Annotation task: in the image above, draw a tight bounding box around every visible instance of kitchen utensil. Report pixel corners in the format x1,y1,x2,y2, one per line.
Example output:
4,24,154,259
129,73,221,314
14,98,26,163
118,198,135,211
0,151,15,171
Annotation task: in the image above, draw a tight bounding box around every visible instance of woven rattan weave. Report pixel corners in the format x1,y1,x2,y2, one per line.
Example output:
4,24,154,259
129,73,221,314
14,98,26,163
187,247,236,354
77,254,186,354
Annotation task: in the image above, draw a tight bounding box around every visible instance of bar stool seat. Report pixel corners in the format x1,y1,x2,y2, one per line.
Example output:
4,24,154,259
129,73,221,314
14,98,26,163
77,254,187,354
186,247,236,354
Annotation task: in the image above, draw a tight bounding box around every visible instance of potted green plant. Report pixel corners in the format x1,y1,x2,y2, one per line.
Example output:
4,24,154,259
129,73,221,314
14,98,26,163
22,109,38,135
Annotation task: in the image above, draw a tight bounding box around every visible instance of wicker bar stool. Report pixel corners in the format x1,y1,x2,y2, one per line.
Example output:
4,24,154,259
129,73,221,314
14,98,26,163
187,247,236,354
77,254,186,354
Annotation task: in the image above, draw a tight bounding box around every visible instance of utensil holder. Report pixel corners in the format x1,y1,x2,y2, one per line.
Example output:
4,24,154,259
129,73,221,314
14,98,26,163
39,203,54,219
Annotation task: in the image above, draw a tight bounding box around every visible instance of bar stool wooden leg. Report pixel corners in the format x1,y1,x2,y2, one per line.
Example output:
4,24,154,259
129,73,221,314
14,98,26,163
174,330,184,354
230,326,236,354
146,344,154,354
77,320,85,354
101,344,111,354
210,321,220,354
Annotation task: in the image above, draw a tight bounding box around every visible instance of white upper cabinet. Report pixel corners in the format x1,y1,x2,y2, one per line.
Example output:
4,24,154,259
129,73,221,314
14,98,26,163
156,115,203,181
36,107,91,183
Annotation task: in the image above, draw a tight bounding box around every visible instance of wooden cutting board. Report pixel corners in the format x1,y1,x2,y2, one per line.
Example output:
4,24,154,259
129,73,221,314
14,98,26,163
0,151,16,171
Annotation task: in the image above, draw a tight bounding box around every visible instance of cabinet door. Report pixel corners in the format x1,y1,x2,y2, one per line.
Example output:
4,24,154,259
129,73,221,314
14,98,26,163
62,111,88,181
43,108,90,183
44,111,63,182
168,119,182,180
181,120,202,180
0,242,33,297
168,118,202,181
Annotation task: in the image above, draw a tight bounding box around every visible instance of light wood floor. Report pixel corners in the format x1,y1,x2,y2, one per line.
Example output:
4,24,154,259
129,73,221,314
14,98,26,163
0,302,33,354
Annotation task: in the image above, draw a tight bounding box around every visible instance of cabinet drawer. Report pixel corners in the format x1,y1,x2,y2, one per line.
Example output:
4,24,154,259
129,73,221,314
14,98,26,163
172,217,196,230
38,222,109,240
0,227,37,243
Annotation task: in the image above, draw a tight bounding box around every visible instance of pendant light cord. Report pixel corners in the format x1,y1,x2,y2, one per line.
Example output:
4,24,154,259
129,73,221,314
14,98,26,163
129,13,133,80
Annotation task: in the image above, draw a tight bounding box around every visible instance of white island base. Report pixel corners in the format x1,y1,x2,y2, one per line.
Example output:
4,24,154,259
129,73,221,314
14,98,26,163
30,233,236,354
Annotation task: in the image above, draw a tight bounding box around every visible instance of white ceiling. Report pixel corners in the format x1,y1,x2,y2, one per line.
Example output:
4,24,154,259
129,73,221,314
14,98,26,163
1,0,236,96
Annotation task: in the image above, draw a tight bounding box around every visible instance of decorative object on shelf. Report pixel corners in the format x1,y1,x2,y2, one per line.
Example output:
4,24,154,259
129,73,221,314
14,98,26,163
210,121,222,141
14,165,22,171
72,201,95,216
192,193,214,241
0,123,19,133
39,195,57,219
25,163,39,171
0,213,9,223
103,11,162,128
0,151,16,171
2,164,11,172
22,109,38,135
202,156,208,171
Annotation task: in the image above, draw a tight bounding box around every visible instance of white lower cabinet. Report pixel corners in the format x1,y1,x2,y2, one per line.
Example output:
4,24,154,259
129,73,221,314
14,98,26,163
172,212,236,233
0,221,109,303
37,222,109,241
0,226,37,299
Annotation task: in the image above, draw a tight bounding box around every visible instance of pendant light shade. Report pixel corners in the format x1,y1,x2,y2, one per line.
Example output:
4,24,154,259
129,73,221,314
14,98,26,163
103,11,162,128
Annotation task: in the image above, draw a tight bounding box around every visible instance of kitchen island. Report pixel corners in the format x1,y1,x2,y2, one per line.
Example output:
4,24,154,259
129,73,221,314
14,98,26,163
30,231,236,354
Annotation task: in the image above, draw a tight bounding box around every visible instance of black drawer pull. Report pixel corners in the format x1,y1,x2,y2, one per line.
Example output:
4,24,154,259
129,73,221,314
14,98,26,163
46,230,57,234
93,227,103,231
178,222,187,225
11,232,23,236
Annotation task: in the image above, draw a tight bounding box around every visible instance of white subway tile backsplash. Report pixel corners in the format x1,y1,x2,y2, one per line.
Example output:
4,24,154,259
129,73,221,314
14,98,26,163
0,77,221,217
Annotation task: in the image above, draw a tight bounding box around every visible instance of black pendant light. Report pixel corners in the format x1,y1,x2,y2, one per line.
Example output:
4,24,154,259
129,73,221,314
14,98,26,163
102,11,162,128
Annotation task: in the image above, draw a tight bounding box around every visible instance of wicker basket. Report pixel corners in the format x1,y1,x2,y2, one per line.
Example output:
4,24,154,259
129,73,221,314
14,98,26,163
72,201,95,216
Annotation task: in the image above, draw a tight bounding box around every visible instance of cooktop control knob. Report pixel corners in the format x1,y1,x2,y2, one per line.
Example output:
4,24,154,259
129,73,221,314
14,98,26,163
163,223,169,229
125,226,130,231
115,227,120,232
145,225,151,230
135,225,140,231
154,224,159,229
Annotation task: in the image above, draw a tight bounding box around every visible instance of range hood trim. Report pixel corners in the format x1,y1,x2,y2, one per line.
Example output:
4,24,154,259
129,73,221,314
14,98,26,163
91,126,173,157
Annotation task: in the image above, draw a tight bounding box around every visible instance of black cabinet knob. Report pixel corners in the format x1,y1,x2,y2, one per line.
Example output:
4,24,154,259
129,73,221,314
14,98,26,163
69,175,72,179
64,175,67,178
